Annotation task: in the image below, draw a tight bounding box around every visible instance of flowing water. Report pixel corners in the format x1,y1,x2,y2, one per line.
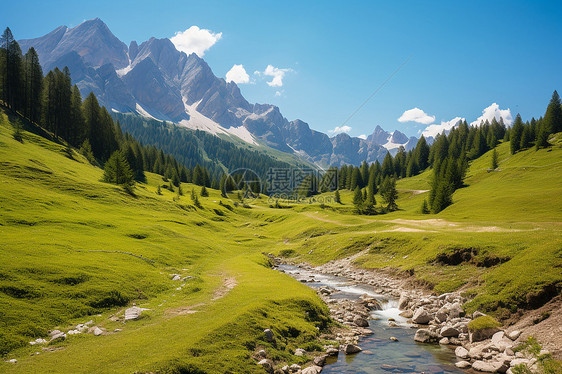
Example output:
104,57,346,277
276,264,466,374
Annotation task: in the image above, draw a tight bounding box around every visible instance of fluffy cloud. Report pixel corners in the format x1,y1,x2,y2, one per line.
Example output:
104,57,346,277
470,103,513,127
398,108,435,125
358,134,367,140
256,65,292,87
328,125,352,135
275,91,282,97
225,64,250,84
170,26,222,57
422,117,464,138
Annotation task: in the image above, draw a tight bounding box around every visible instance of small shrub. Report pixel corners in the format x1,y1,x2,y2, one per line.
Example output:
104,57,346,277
468,315,501,332
88,290,129,309
280,249,296,257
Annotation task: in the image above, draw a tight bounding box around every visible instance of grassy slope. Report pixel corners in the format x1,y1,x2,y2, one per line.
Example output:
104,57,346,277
0,107,561,371
267,140,562,316
0,111,330,373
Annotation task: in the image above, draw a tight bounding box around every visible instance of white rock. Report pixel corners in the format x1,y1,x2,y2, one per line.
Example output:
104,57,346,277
440,325,460,337
289,363,301,371
49,332,66,341
491,331,505,343
93,327,103,336
301,366,323,374
344,344,362,354
412,307,431,324
455,346,469,359
124,306,149,321
48,329,62,337
456,360,471,368
294,348,306,356
6,359,17,364
257,359,273,371
507,330,521,340
472,360,505,372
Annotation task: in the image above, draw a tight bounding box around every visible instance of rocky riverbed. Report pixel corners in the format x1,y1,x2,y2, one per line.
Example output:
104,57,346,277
271,256,555,374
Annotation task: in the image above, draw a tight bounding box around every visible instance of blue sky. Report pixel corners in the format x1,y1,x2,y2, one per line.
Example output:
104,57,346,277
2,0,561,137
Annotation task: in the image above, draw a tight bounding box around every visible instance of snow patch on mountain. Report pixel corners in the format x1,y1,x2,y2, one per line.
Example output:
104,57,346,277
135,103,159,121
116,65,133,77
179,100,259,145
225,126,258,145
180,101,229,135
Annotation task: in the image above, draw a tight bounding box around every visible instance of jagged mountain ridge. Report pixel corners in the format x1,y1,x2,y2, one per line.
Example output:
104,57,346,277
19,18,418,166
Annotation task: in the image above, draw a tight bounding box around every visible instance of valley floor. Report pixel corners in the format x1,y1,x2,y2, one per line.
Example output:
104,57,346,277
0,111,561,372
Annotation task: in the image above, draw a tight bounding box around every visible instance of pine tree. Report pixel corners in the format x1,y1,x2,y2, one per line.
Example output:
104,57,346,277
380,177,398,211
381,152,394,177
491,148,499,170
520,126,532,149
510,114,524,154
22,47,42,123
69,85,84,146
103,151,134,186
420,199,430,214
79,139,96,165
0,28,23,111
200,185,209,197
415,135,430,170
334,189,341,204
543,90,562,135
349,167,360,190
352,186,363,209
535,128,550,150
156,185,162,195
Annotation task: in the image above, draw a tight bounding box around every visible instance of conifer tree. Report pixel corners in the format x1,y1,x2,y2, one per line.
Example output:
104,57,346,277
381,152,394,177
510,114,524,154
350,167,360,191
543,90,562,135
520,126,532,149
200,185,209,197
535,128,550,150
69,85,84,146
491,148,499,170
103,151,134,186
352,186,363,208
334,189,341,204
0,28,23,111
380,177,398,211
22,47,42,123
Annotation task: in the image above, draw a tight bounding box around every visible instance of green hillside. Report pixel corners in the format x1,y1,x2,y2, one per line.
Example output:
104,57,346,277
1,107,561,372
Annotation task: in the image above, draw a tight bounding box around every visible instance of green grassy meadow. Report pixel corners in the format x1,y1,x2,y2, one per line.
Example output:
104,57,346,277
0,108,561,372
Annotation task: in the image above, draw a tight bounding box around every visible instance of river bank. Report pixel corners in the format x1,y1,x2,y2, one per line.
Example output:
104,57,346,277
272,253,560,374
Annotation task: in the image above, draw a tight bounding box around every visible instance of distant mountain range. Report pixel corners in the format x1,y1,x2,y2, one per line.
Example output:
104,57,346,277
19,18,419,167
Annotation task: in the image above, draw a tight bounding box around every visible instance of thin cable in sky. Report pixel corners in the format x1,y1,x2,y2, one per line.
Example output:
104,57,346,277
340,55,413,127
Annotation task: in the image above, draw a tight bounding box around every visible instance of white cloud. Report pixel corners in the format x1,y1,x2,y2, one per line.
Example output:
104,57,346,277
422,117,464,138
170,26,222,57
225,64,250,84
470,103,513,127
328,125,352,135
398,107,435,125
358,134,367,140
258,65,292,87
275,91,282,97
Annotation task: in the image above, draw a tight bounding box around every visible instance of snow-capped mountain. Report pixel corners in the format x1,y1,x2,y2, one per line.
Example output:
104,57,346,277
19,18,418,166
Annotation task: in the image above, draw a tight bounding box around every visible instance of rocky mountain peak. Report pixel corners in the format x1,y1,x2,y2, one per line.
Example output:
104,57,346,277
19,18,417,167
